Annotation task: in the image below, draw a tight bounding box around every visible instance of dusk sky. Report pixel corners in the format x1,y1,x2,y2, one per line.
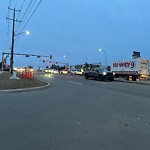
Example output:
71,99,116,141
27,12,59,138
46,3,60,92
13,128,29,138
0,0,150,69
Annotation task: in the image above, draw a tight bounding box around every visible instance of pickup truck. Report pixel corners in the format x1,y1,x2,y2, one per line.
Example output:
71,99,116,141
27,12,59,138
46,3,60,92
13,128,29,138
84,68,115,81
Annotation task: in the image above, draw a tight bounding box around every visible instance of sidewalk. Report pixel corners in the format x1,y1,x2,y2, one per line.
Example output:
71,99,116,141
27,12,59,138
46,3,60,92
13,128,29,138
0,71,4,74
0,71,49,91
115,77,150,85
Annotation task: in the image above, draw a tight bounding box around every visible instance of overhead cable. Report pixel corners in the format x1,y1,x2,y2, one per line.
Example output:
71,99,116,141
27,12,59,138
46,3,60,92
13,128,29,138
14,0,19,8
15,0,34,33
7,0,12,49
20,0,43,33
21,0,34,22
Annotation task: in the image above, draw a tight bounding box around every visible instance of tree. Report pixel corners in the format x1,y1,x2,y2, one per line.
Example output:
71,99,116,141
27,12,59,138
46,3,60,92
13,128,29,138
84,62,89,70
50,64,57,69
59,65,65,70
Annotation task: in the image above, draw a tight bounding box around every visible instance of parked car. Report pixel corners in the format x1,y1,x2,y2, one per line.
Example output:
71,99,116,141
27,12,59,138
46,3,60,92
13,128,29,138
84,68,115,81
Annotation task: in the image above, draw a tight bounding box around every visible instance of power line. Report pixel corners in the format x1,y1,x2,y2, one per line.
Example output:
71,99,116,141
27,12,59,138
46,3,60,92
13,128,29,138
9,0,12,7
14,0,19,8
15,0,36,34
15,0,36,33
15,0,27,32
20,0,43,33
20,0,34,23
6,0,43,45
16,0,26,20
7,0,12,49
23,0,38,24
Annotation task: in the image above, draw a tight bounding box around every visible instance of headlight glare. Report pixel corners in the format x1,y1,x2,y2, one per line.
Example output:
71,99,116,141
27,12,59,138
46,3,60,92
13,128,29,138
103,72,107,75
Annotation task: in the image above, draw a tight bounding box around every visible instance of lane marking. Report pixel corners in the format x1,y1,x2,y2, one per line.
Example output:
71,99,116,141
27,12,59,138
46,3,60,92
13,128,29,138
68,81,83,85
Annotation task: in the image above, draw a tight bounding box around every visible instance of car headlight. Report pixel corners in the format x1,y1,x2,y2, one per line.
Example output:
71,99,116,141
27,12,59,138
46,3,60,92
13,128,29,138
103,72,107,75
45,70,48,72
113,72,115,76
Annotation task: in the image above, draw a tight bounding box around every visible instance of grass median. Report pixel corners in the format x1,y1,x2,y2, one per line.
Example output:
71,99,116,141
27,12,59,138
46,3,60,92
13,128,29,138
0,71,47,90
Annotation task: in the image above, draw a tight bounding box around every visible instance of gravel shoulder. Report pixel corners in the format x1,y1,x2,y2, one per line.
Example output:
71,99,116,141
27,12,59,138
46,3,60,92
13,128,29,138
0,71,48,90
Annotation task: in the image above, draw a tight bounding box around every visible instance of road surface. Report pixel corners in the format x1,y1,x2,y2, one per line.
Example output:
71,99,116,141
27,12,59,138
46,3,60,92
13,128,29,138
0,74,150,150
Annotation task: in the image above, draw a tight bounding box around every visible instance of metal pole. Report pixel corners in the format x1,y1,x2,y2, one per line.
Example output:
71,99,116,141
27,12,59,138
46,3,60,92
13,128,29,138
10,8,15,74
103,50,107,66
99,49,107,66
1,52,4,71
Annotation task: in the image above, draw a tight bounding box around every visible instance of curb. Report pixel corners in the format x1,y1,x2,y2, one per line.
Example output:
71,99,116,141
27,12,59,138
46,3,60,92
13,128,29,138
115,79,150,85
0,77,50,93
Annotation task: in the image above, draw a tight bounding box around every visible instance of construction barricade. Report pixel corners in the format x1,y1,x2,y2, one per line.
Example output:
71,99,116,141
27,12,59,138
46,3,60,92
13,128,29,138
21,68,34,79
28,70,34,79
21,69,28,79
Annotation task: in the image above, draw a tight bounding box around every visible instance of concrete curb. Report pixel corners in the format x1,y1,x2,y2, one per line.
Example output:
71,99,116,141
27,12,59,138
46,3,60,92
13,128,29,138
0,77,50,93
115,79,150,85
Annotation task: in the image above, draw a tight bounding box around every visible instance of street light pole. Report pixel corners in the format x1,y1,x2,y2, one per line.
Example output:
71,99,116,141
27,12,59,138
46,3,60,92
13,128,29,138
64,55,70,71
99,49,107,66
15,31,30,36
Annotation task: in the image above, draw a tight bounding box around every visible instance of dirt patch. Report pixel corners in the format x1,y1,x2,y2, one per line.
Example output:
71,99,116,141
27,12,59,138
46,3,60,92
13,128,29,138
0,72,48,90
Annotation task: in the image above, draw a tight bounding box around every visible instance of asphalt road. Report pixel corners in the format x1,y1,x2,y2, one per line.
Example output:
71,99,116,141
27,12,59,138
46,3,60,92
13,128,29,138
0,74,150,150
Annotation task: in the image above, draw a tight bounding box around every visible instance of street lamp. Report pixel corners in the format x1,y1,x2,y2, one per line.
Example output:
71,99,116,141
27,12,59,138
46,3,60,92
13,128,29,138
99,49,107,66
15,30,30,36
63,55,70,71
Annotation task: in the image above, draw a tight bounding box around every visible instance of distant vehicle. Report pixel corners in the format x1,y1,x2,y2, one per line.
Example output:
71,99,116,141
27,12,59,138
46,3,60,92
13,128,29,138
45,69,59,74
53,70,59,74
70,69,78,75
60,69,68,74
2,64,10,71
111,58,149,81
70,69,84,75
84,68,114,81
45,69,55,74
75,69,84,75
3,67,10,71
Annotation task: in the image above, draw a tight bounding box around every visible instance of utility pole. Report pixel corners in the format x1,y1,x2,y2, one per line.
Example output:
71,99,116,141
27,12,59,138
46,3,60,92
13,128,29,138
1,52,4,71
6,7,21,74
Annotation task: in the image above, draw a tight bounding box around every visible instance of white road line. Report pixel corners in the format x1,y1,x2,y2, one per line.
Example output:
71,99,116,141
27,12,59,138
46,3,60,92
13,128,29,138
68,81,83,85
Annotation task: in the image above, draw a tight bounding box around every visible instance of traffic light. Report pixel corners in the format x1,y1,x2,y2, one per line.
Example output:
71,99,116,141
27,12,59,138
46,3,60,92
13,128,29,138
50,54,52,59
37,56,41,58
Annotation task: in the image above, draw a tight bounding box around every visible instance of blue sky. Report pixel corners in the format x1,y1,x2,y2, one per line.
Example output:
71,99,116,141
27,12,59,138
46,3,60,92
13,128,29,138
0,0,150,68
